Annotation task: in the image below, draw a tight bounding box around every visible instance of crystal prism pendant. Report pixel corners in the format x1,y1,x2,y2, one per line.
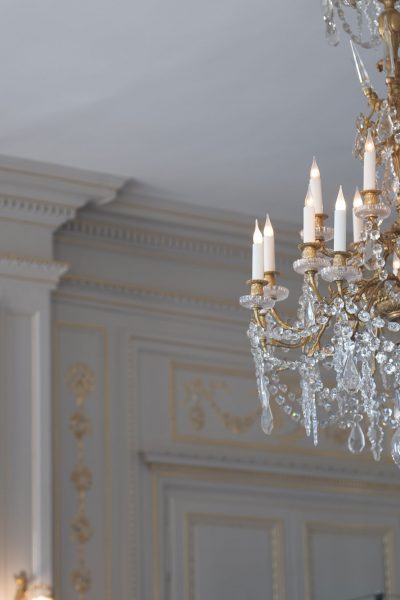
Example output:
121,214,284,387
353,128,366,159
350,39,371,91
261,404,273,435
348,420,365,454
394,389,400,420
391,428,400,469
322,0,339,46
383,14,396,78
368,421,383,461
377,106,394,142
305,298,315,327
363,239,378,270
342,354,361,393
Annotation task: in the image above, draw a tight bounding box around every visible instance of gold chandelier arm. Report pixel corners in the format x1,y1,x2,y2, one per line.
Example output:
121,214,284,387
306,322,329,357
269,307,300,332
306,271,323,302
252,308,310,350
269,338,309,350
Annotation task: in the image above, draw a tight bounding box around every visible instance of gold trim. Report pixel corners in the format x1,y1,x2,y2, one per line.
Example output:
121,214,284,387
170,361,301,447
53,321,112,600
126,336,385,460
184,513,285,600
67,362,95,599
182,377,262,434
304,521,397,599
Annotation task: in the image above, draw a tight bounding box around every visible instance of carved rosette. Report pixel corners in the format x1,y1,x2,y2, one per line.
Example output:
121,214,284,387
66,363,95,600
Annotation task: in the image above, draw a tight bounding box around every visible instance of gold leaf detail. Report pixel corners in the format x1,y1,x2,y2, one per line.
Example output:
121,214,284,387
184,378,261,434
71,514,93,544
66,363,95,403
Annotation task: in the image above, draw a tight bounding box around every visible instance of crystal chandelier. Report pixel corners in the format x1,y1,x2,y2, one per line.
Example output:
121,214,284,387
240,0,400,467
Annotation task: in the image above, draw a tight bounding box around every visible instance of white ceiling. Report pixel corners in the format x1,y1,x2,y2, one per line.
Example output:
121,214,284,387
0,0,383,224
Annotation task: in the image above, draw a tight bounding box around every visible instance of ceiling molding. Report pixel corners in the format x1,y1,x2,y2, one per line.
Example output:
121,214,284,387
0,155,128,229
0,253,69,286
60,273,244,319
58,212,299,273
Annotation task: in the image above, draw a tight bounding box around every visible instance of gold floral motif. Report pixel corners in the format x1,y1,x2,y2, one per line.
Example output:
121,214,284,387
71,515,93,545
66,362,95,600
66,363,95,404
189,403,205,432
69,411,91,439
70,466,92,492
71,569,91,595
183,378,261,434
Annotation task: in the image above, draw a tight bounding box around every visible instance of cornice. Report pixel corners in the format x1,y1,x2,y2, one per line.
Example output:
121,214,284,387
101,182,301,240
0,194,76,227
0,153,126,200
142,450,400,489
58,216,297,271
60,273,243,316
0,155,128,231
0,253,69,286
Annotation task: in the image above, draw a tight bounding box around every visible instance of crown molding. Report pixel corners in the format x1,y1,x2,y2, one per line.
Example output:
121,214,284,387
58,215,298,273
0,154,128,230
0,253,69,286
60,273,244,320
98,182,301,242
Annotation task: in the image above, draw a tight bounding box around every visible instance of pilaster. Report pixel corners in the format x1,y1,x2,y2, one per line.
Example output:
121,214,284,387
0,156,126,599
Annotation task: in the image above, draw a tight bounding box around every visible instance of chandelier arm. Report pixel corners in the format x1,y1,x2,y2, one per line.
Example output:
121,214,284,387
269,307,303,332
306,322,329,357
364,87,382,116
366,280,386,311
336,280,345,298
268,338,310,350
319,246,336,258
306,271,323,302
353,277,379,302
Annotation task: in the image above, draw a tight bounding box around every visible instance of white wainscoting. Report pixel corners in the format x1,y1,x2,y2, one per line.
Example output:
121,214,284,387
149,462,400,600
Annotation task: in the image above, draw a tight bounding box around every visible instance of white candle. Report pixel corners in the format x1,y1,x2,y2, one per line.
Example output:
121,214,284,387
393,253,400,277
303,186,316,243
263,214,276,272
309,157,323,214
352,187,363,243
334,186,347,252
363,131,376,190
252,219,263,279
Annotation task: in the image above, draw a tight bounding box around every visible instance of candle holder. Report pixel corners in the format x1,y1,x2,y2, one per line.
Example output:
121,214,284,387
300,213,334,243
321,251,361,282
239,279,275,310
263,271,289,302
293,242,330,275
315,213,334,242
355,189,391,220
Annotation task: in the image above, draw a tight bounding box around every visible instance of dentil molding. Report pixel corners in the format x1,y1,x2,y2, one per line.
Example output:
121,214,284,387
0,253,69,287
0,154,127,230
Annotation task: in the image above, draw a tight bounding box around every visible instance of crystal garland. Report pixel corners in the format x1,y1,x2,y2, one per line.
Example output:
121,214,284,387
321,0,383,47
246,273,400,463
241,2,400,468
